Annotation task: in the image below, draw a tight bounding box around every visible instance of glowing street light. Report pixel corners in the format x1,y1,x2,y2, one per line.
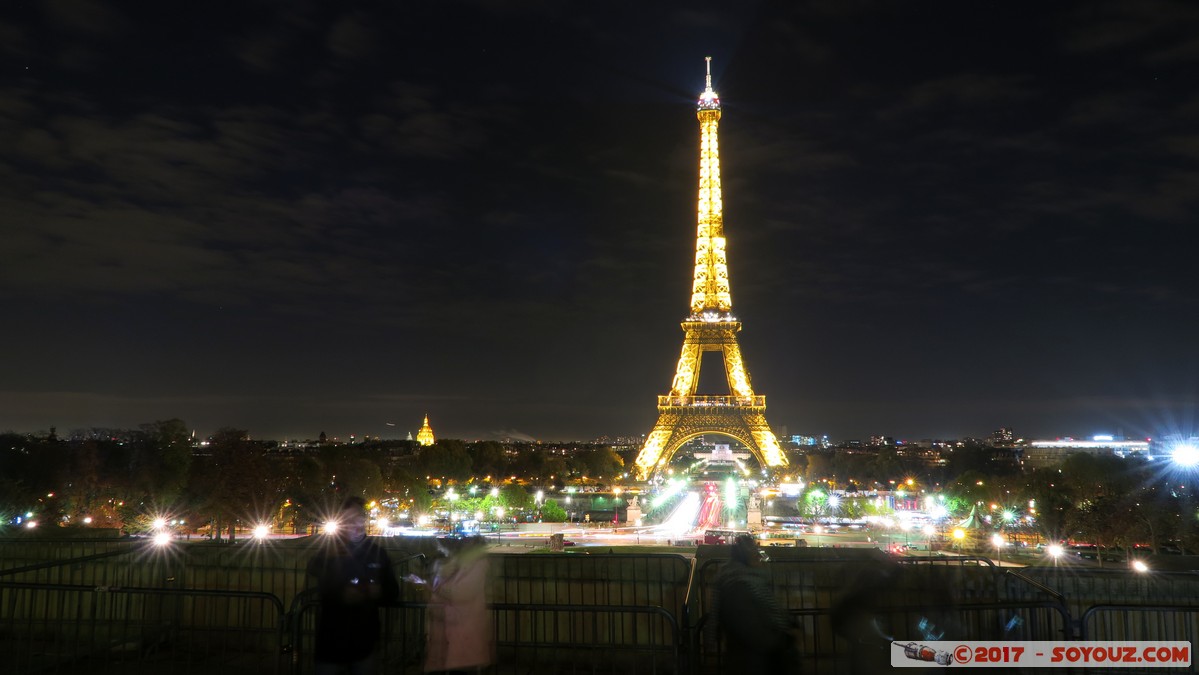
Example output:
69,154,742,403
992,533,1005,566
1172,443,1199,468
1047,544,1063,568
1132,559,1150,573
253,524,270,540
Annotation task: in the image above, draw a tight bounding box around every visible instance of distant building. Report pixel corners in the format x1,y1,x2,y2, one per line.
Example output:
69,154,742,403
416,414,436,446
991,427,1015,445
1024,435,1150,468
790,435,818,446
693,442,749,464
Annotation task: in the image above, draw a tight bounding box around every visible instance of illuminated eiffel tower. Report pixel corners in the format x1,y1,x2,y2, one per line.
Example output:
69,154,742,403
633,58,788,480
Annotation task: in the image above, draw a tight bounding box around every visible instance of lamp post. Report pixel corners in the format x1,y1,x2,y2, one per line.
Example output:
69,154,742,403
992,533,1005,566
952,528,965,554
1047,543,1062,568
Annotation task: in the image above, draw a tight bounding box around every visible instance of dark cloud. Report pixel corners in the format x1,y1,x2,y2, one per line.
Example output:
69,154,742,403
2,1,1198,441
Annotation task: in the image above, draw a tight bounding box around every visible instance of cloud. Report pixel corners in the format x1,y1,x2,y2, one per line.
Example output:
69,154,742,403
41,0,131,38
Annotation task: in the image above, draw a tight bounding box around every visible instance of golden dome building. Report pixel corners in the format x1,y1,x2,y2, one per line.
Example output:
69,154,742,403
416,414,436,446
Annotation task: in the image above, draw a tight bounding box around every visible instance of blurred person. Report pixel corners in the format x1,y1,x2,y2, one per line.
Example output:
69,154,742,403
714,534,801,674
415,535,494,673
307,497,400,675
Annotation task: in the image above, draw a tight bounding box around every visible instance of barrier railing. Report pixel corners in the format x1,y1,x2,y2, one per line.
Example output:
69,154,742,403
289,596,681,675
1080,604,1199,643
0,580,286,675
6,539,1199,675
490,553,692,628
694,600,1074,675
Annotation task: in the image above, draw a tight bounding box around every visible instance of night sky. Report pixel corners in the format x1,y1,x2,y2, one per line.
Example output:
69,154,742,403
4,1,1199,443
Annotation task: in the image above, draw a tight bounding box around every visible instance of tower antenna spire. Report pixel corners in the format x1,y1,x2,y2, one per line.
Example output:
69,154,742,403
698,56,720,110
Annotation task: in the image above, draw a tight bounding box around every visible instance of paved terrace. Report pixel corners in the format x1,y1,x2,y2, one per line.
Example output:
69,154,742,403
1,538,1197,674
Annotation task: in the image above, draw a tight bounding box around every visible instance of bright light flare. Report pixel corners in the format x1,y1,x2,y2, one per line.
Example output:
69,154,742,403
253,524,270,540
153,531,172,546
323,520,339,535
1132,559,1150,573
1047,544,1063,559
1172,444,1199,467
991,534,1005,548
153,518,168,530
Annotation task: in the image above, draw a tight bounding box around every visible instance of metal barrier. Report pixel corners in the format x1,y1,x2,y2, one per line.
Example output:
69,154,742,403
1081,604,1199,643
1018,568,1199,625
289,596,682,675
894,554,997,568
8,540,1199,675
490,553,692,611
0,580,286,675
693,600,1074,675
493,602,680,674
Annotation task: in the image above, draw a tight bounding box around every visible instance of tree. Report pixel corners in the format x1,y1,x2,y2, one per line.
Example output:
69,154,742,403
336,458,386,501
185,428,276,541
417,440,472,482
578,448,625,481
468,441,509,479
540,498,568,523
131,419,192,504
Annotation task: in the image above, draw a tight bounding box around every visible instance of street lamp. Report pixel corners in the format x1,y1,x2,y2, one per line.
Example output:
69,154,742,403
952,528,965,553
1047,544,1063,568
991,533,1005,566
923,524,935,552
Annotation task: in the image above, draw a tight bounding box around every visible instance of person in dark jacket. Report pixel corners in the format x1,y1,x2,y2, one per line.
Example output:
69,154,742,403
307,497,399,675
714,534,801,674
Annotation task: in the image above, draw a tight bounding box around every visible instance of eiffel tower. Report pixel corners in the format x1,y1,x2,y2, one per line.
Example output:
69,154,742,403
633,58,788,480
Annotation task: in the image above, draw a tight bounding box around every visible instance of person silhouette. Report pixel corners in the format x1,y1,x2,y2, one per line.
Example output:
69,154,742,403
420,535,493,673
307,497,399,675
714,534,801,674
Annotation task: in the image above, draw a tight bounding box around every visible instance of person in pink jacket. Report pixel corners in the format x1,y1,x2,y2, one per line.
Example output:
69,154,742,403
422,536,493,673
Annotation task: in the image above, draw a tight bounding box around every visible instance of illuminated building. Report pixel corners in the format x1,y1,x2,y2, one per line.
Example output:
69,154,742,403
634,58,787,479
1024,435,1151,468
416,414,436,446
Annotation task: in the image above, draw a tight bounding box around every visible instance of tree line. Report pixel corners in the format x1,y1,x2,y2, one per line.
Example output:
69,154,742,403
0,420,626,537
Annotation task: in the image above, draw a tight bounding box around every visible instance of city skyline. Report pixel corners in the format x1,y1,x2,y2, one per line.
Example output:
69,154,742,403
4,2,1199,442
